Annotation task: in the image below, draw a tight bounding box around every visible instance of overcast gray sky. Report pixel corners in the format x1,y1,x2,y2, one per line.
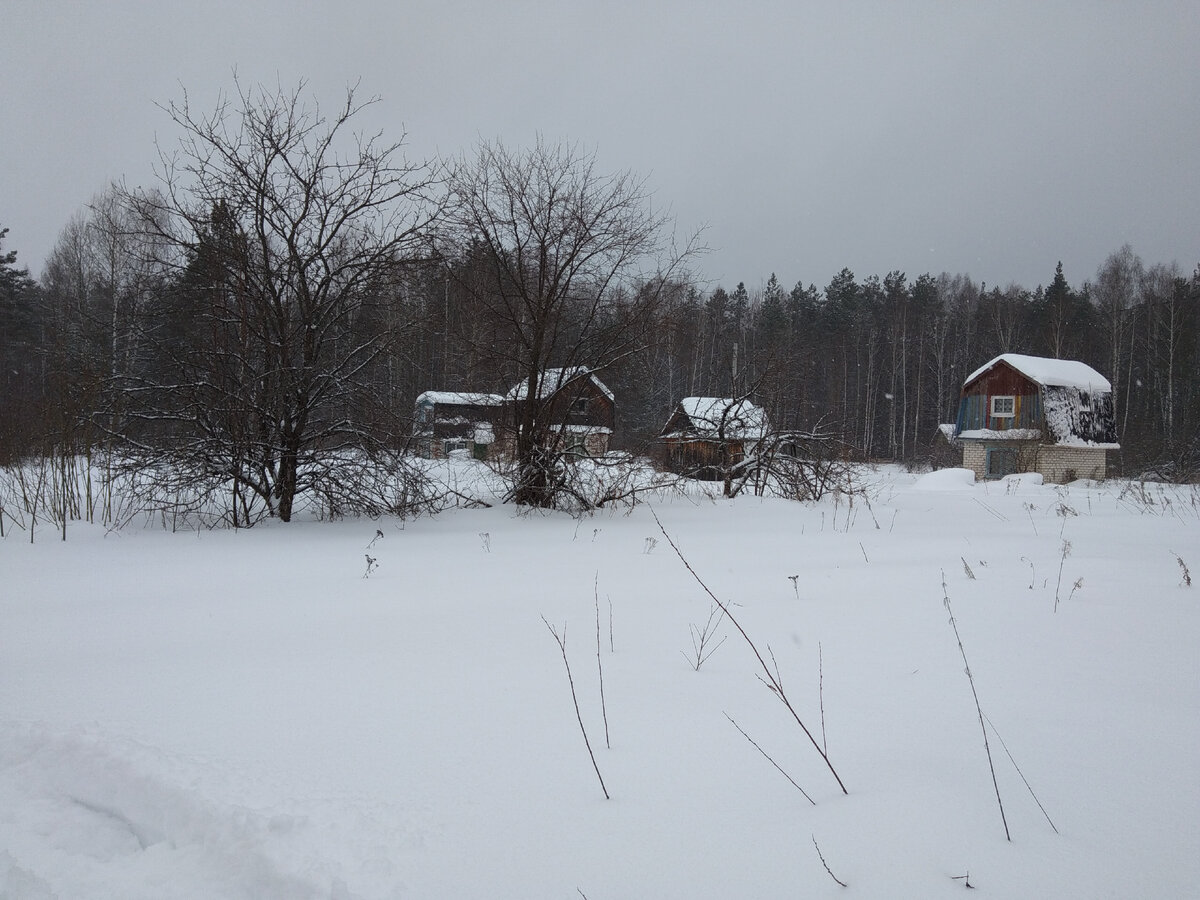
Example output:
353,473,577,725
3,0,1197,293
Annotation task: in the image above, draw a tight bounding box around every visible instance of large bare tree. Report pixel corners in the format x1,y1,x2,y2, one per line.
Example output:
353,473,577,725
119,80,440,522
442,138,699,508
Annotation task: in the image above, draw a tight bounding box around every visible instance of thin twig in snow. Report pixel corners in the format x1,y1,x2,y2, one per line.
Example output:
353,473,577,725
983,712,1059,834
812,834,847,887
652,506,848,794
941,571,1010,841
594,574,610,749
725,713,815,804
819,641,828,756
542,617,609,800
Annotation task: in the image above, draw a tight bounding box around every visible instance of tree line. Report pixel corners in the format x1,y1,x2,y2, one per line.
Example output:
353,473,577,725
1,80,1197,522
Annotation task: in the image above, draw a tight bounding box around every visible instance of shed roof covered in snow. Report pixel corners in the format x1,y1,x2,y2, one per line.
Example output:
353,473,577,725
662,397,769,440
416,391,504,407
964,354,1111,392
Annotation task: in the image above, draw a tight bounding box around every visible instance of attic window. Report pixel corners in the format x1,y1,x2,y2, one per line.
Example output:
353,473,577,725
572,397,589,414
991,396,1016,418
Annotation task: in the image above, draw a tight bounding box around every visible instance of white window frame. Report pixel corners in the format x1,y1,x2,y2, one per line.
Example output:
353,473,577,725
990,395,1016,418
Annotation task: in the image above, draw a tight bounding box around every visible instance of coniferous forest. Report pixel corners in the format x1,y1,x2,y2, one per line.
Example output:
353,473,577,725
2,82,1197,520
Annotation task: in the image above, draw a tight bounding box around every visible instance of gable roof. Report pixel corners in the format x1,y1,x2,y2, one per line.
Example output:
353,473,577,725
663,397,769,440
964,354,1111,393
506,367,614,402
416,391,503,407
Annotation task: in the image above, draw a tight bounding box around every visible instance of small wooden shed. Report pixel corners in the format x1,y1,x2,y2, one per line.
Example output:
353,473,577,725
659,397,769,478
414,391,504,459
953,354,1118,482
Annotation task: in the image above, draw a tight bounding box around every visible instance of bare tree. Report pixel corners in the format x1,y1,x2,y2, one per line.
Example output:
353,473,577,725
442,138,700,508
1093,245,1143,437
117,79,441,522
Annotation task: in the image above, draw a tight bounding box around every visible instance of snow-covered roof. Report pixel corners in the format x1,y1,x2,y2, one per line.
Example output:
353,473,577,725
416,391,504,407
506,367,614,402
965,354,1111,392
666,397,769,440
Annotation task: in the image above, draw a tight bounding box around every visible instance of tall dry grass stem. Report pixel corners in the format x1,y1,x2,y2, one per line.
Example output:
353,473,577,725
651,507,848,795
594,575,610,749
941,571,1010,841
543,617,610,800
724,713,814,804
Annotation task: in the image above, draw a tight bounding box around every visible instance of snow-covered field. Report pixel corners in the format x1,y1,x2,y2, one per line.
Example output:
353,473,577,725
2,464,1197,898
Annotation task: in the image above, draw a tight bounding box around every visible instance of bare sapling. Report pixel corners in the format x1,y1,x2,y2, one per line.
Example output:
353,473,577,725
941,571,1010,841
651,507,848,795
542,617,610,800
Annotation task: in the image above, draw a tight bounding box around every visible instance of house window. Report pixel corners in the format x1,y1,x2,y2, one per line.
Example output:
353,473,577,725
990,395,1016,418
571,397,589,415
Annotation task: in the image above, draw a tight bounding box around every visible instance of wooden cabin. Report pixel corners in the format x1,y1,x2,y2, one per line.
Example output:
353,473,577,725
503,367,615,456
659,397,769,479
413,391,504,459
953,354,1118,482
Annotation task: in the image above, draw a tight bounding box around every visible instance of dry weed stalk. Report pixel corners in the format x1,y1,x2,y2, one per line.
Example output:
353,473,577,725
682,605,728,671
983,713,1058,834
961,557,976,580
1173,552,1192,587
594,575,610,749
812,834,847,888
1054,539,1072,611
819,642,828,755
543,617,610,800
941,571,1010,841
651,507,848,795
725,713,814,804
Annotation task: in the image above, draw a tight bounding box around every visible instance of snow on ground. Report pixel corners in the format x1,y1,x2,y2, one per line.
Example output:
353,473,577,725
2,464,1198,898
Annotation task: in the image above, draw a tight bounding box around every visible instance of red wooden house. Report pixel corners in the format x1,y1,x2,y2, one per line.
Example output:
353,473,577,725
953,354,1118,481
